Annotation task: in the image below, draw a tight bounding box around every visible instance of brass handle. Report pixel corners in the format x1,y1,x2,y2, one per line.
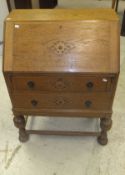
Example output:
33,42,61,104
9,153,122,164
27,81,35,89
85,100,92,108
31,100,38,107
86,82,94,89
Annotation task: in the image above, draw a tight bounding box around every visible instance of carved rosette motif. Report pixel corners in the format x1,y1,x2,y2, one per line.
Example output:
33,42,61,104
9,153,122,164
43,38,109,58
46,40,75,56
54,78,69,90
54,96,69,106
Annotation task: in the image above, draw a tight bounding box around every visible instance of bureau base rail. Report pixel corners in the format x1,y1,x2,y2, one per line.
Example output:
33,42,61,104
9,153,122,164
26,130,100,136
13,115,112,146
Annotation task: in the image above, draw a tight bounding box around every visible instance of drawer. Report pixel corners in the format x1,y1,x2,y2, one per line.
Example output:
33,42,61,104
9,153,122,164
12,74,112,92
12,92,112,110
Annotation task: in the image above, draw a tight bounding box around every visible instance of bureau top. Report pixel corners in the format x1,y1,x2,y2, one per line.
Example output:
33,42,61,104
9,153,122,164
6,9,118,21
4,9,120,73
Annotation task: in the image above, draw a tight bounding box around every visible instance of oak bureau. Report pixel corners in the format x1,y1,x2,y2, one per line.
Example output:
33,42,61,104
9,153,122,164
3,9,120,145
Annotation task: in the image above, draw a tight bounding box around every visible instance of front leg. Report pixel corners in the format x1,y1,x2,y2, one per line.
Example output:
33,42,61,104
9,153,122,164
13,115,29,142
97,117,112,145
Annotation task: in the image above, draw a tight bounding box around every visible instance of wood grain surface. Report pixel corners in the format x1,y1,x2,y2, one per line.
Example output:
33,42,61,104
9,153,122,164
6,9,119,21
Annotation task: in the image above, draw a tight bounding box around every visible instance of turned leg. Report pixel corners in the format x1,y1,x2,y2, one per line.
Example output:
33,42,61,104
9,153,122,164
13,115,29,142
97,117,112,145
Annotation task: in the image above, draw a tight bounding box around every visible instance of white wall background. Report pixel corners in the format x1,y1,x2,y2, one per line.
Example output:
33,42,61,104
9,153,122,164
0,0,9,55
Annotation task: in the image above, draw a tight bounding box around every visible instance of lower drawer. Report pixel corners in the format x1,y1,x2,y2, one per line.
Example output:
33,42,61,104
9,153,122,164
12,92,112,110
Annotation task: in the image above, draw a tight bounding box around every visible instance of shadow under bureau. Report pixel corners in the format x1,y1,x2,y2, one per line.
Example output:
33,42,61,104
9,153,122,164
3,9,120,145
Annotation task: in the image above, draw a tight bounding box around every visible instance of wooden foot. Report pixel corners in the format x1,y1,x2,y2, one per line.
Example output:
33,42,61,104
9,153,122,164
97,117,112,146
13,115,29,142
98,131,108,145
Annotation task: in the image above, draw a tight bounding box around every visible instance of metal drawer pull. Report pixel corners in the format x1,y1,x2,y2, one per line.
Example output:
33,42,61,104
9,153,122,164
27,81,35,89
85,101,92,108
31,100,38,107
86,82,94,89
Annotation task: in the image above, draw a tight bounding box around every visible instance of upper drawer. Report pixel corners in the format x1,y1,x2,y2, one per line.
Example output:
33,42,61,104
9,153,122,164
11,75,112,92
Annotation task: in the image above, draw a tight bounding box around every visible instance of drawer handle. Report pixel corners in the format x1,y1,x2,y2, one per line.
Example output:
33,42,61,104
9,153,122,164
31,100,38,107
86,82,94,89
85,100,92,108
27,81,35,89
